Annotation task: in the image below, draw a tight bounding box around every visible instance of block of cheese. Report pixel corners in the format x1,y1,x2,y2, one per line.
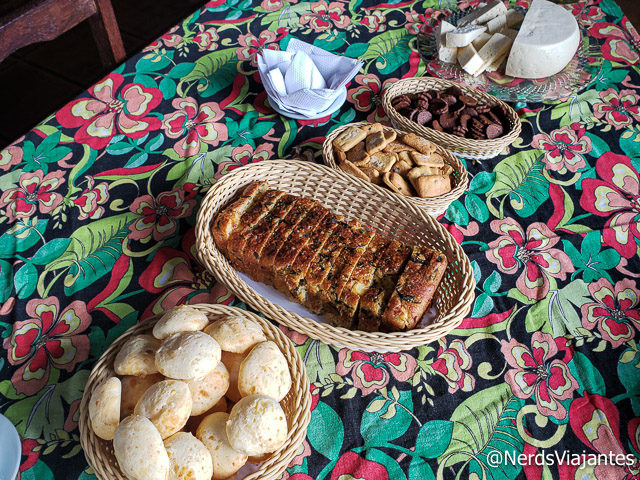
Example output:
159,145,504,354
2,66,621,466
445,24,487,48
472,32,492,50
458,44,485,76
436,20,458,63
486,14,507,33
458,0,508,27
502,28,519,40
505,8,525,27
485,49,509,72
505,0,580,78
476,33,513,76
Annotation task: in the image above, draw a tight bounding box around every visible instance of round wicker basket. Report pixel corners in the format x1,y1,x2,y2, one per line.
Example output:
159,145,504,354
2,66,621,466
78,304,311,480
381,77,522,159
322,121,468,216
195,160,475,352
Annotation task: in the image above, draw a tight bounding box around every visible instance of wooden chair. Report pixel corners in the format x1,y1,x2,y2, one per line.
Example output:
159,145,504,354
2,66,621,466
0,0,126,67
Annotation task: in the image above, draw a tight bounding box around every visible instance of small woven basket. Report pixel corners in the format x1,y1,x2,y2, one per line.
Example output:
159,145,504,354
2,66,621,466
382,77,522,159
323,121,468,216
78,304,311,480
195,160,475,352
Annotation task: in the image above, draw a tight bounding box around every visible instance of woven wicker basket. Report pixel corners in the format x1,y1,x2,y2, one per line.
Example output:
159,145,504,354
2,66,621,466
195,160,475,352
78,304,311,480
323,121,468,216
382,77,522,159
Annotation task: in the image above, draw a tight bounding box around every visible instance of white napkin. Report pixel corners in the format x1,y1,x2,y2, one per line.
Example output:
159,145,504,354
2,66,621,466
258,38,362,116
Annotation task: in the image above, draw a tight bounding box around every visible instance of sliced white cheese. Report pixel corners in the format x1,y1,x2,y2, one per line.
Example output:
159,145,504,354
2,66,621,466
486,14,507,33
505,0,580,78
446,24,487,48
458,44,485,75
437,20,458,63
436,20,456,48
506,9,525,27
472,32,493,50
475,33,513,76
458,0,508,27
485,49,509,72
439,44,458,63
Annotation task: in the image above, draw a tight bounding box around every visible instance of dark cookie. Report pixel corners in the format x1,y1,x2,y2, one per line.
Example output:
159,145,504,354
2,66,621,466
463,107,478,117
394,99,411,111
431,119,444,131
442,95,457,106
416,110,433,126
486,123,504,139
459,95,478,107
439,112,458,130
444,85,463,97
429,99,448,115
475,103,490,114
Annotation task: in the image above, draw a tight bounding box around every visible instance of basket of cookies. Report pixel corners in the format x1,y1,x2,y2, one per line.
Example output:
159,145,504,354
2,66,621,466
381,77,521,159
79,304,311,480
323,121,468,216
195,160,475,352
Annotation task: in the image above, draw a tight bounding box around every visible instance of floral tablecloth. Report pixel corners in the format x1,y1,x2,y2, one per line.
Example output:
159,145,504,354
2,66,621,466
1,0,640,479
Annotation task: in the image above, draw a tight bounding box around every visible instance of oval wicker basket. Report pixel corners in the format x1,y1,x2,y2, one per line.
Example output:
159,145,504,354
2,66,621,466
195,160,475,352
323,121,468,216
381,77,522,159
78,304,311,480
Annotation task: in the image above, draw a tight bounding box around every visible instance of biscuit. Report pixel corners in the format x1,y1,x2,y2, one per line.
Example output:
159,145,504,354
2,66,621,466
361,123,383,134
113,415,170,480
367,152,397,173
89,377,121,440
134,379,192,439
398,150,413,165
335,147,347,163
155,331,221,380
238,341,291,401
383,128,397,143
410,151,444,167
401,133,437,155
187,361,230,416
226,395,288,456
392,159,413,176
338,159,370,183
114,335,161,376
383,172,414,196
152,305,209,340
410,174,452,198
383,141,413,153
365,131,386,154
120,374,164,418
164,432,213,480
333,127,367,151
407,165,443,179
196,412,247,480
346,142,369,165
221,350,248,402
359,166,382,185
204,316,266,354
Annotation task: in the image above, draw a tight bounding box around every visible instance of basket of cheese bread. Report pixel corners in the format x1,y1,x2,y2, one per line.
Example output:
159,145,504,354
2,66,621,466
382,77,521,159
79,304,311,480
323,121,468,216
195,160,475,352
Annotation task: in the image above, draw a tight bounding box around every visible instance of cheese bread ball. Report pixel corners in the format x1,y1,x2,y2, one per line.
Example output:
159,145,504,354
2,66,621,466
221,350,247,402
184,397,228,434
204,316,266,354
152,305,209,340
134,379,192,439
155,331,221,380
120,373,164,418
164,432,213,480
226,395,288,456
89,376,121,440
238,341,291,401
196,412,247,480
187,361,229,416
113,415,170,480
114,335,160,376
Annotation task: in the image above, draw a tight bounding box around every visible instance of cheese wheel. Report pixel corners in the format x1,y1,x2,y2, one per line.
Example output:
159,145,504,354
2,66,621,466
89,377,121,440
204,316,266,354
196,412,247,480
134,379,192,439
155,331,221,380
164,432,213,480
238,341,291,401
187,361,230,416
152,305,209,340
113,415,170,480
226,395,288,456
120,373,164,418
114,335,160,376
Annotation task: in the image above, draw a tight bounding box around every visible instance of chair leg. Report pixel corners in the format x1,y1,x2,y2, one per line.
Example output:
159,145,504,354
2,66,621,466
89,0,125,68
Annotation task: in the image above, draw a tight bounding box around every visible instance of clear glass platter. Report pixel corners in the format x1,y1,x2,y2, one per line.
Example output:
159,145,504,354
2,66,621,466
416,9,603,103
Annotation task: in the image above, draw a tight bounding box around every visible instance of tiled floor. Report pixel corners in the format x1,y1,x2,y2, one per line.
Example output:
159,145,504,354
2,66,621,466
0,1,638,149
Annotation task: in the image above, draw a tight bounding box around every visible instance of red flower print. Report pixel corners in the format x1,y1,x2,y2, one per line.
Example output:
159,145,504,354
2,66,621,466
260,0,298,11
162,97,228,158
580,152,640,258
430,339,475,393
501,332,578,420
486,219,574,300
590,21,640,66
3,297,91,396
0,144,22,172
0,170,65,222
347,74,398,123
404,8,442,35
581,278,640,348
531,124,592,173
361,10,386,33
300,1,350,33
56,73,162,150
236,30,283,67
215,142,274,178
72,177,109,220
593,88,640,129
336,350,416,396
128,184,197,244
330,451,389,480
192,24,219,52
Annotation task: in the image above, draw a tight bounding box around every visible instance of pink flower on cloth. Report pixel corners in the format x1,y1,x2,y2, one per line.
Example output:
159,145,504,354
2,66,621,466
430,339,475,393
0,169,65,222
486,219,574,300
501,332,578,420
162,97,228,157
236,30,282,67
593,88,640,129
72,177,109,221
3,297,91,396
216,143,274,178
300,1,350,32
346,73,398,123
580,152,640,259
581,278,640,348
0,144,23,172
56,73,162,150
336,350,416,396
531,124,592,173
